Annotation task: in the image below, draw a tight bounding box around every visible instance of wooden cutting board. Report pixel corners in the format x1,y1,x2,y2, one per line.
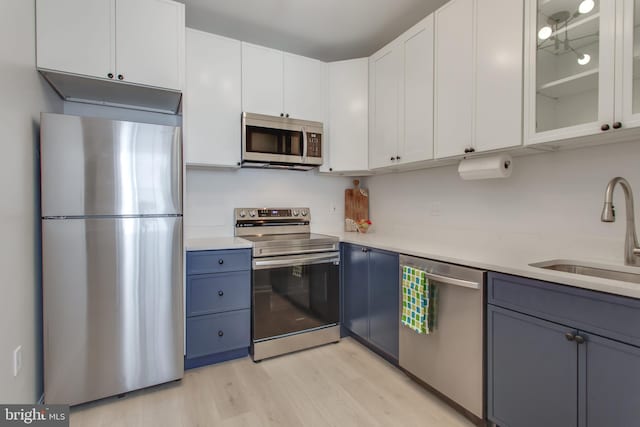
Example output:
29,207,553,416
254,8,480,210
345,180,369,231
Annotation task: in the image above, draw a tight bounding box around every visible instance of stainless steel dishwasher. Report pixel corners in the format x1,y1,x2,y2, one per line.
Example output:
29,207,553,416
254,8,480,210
399,255,486,423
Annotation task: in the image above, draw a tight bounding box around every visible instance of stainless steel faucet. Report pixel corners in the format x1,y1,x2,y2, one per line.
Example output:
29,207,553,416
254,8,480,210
601,177,640,266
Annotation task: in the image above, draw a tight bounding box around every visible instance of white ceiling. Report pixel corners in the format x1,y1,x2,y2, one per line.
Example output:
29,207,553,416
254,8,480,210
178,0,450,62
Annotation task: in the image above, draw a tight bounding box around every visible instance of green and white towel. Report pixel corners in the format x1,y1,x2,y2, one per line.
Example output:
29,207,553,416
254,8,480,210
401,266,438,334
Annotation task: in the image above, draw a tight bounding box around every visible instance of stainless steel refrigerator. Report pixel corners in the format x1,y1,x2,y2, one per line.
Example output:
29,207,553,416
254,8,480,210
40,113,184,406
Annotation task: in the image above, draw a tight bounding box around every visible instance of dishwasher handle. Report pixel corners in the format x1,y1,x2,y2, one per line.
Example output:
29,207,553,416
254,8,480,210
422,271,480,290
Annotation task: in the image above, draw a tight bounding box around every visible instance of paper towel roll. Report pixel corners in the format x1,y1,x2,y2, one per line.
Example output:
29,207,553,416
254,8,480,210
458,154,513,180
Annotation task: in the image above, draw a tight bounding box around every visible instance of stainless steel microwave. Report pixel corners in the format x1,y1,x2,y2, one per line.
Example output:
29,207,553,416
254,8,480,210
241,112,323,171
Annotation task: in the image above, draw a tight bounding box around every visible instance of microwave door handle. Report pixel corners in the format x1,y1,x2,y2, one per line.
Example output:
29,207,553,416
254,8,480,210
302,127,308,161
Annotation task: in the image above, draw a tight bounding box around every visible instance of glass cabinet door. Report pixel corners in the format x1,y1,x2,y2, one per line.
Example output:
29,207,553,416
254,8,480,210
621,0,640,128
528,0,615,142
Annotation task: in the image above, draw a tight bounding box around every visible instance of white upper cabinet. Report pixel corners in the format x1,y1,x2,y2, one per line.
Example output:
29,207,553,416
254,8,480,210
370,44,401,169
184,29,241,168
36,0,184,91
369,15,435,170
115,0,184,90
324,58,369,173
36,0,115,80
435,0,524,158
284,53,326,122
434,0,475,159
475,0,523,152
524,0,616,145
242,43,284,117
242,44,326,121
401,15,435,164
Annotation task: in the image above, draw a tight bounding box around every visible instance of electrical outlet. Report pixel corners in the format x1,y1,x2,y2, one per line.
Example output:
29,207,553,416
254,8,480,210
13,346,22,377
429,202,442,217
329,203,337,214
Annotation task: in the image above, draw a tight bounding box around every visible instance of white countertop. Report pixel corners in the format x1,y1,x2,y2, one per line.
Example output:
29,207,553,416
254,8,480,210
185,237,252,251
185,231,640,299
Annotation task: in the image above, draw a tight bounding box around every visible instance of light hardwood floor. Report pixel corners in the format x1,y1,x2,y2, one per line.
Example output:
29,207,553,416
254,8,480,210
71,338,475,427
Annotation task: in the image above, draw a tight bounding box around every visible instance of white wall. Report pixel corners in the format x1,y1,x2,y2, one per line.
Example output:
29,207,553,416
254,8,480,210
366,140,640,264
185,168,351,238
0,0,62,403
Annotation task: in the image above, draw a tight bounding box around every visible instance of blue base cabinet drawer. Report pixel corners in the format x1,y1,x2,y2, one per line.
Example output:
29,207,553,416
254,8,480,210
186,309,250,359
187,249,251,275
187,271,251,317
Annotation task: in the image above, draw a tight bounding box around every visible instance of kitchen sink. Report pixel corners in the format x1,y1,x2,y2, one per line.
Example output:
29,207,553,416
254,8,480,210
530,260,640,284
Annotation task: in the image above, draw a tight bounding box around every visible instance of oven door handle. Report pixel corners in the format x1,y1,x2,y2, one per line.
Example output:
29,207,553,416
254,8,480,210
422,271,480,290
253,253,340,270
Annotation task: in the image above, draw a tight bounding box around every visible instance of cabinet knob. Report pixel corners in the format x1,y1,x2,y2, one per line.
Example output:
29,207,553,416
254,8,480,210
574,335,586,344
396,155,401,160
237,162,241,166
280,113,284,117
285,113,290,118
565,332,576,342
390,156,395,161
613,122,622,129
218,330,224,337
601,124,611,131
464,147,476,154
218,259,224,265
107,73,114,79
329,168,333,172
117,74,124,80
218,290,224,297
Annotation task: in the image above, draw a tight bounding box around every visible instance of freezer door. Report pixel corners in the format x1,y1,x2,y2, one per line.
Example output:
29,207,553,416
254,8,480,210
40,113,182,217
43,217,183,405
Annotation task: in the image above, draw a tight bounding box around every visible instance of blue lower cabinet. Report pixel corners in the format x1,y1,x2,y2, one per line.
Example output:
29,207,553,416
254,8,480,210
342,243,399,361
343,244,370,338
368,249,399,359
487,305,578,427
487,272,640,427
186,249,251,369
582,333,640,427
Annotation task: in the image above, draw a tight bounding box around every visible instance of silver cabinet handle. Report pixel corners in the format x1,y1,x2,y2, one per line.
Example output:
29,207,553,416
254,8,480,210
421,271,480,289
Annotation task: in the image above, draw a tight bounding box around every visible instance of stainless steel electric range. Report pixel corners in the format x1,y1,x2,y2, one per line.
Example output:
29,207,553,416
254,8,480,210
235,208,340,361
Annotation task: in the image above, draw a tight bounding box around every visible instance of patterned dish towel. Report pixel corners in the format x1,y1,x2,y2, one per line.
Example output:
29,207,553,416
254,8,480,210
401,266,438,334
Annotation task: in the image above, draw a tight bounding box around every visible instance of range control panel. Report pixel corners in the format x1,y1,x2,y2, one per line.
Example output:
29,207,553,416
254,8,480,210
235,207,311,221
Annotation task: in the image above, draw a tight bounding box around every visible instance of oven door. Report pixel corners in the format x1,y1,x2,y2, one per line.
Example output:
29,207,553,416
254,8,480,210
252,252,340,341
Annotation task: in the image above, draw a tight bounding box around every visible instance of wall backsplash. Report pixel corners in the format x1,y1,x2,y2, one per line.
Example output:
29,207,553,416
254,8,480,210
185,168,352,238
365,140,640,264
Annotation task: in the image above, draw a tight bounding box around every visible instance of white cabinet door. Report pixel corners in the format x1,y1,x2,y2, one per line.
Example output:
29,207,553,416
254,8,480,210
242,43,284,117
284,53,326,122
115,0,184,90
36,0,115,80
435,0,474,159
369,44,401,169
475,0,523,152
327,58,369,172
400,15,434,164
184,29,241,167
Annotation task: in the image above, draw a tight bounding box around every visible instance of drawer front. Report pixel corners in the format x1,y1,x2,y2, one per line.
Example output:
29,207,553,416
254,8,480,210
187,249,251,275
187,271,250,317
186,310,250,359
488,272,640,347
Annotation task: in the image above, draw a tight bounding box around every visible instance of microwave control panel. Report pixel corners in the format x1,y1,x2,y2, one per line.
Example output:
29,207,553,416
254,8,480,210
307,133,322,158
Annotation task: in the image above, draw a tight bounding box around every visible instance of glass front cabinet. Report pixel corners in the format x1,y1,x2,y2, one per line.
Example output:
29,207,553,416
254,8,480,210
525,0,640,144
